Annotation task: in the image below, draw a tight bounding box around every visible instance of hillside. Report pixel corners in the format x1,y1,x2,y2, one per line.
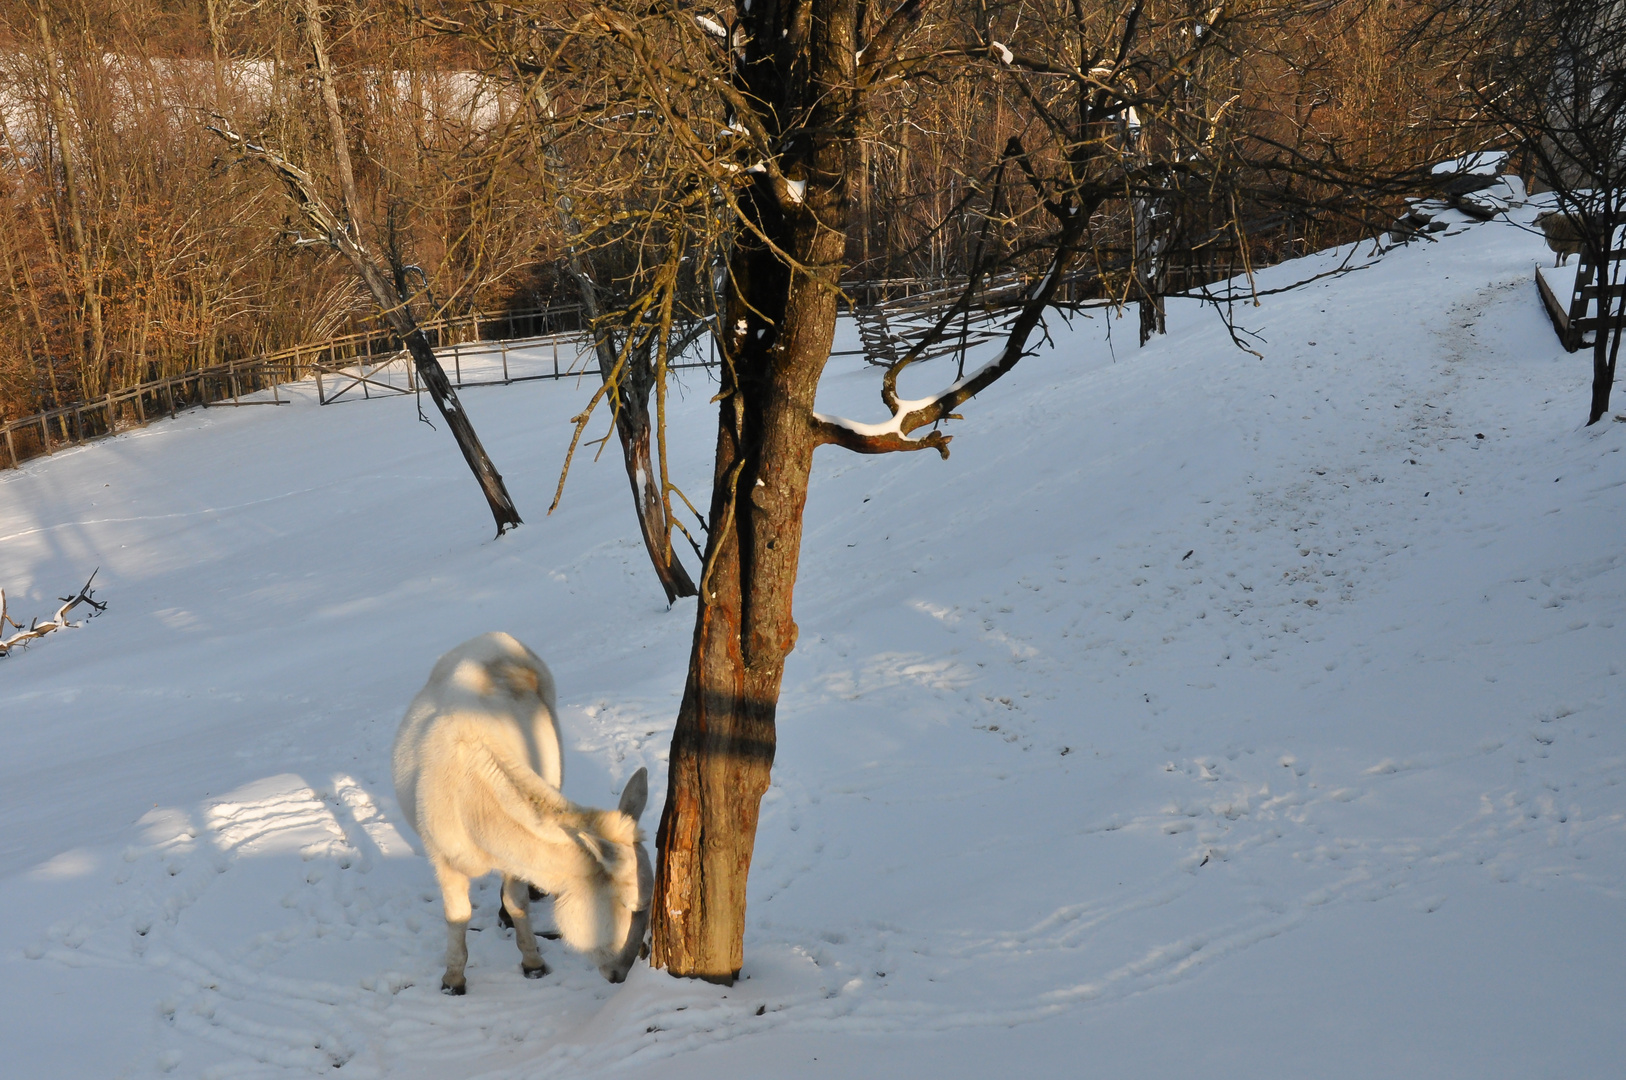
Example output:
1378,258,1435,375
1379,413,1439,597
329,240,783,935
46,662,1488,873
1,198,1622,1079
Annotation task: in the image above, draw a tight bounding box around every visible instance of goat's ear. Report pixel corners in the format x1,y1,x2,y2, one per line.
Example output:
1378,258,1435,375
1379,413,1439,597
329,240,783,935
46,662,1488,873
578,831,609,864
618,767,649,821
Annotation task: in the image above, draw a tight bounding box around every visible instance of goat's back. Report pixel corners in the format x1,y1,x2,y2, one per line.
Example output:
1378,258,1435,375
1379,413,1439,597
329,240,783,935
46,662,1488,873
392,633,562,846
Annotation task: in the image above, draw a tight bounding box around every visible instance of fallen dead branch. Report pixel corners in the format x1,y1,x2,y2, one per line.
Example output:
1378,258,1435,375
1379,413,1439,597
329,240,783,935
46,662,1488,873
0,571,107,657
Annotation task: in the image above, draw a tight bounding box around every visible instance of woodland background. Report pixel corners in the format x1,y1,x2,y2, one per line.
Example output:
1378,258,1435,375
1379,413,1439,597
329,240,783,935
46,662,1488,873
0,0,1483,428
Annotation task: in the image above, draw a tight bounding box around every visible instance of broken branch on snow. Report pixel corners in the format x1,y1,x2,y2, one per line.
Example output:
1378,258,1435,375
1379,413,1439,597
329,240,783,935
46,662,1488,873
0,571,106,657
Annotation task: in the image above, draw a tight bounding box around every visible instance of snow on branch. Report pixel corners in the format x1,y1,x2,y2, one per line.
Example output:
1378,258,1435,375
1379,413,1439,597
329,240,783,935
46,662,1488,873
809,408,953,458
811,242,1076,459
811,130,1089,459
0,571,106,657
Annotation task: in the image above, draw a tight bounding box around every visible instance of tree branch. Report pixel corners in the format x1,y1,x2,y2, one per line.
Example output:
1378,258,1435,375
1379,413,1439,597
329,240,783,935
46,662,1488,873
0,571,106,657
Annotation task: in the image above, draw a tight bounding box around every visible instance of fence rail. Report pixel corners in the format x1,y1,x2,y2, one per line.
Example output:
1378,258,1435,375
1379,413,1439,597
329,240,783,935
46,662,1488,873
2,271,1112,471
0,305,590,470
313,327,721,405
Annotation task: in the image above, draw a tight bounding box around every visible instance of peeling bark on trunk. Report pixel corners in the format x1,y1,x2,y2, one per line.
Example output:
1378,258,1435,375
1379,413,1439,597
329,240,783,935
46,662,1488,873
650,256,838,980
650,0,855,982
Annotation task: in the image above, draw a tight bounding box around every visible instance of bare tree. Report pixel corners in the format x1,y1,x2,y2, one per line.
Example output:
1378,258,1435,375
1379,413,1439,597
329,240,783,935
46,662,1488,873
213,0,522,535
552,235,702,602
530,96,701,602
421,0,1407,982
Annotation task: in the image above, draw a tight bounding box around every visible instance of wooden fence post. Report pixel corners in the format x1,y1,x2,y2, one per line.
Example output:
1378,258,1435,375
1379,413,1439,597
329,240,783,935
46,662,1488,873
4,425,15,469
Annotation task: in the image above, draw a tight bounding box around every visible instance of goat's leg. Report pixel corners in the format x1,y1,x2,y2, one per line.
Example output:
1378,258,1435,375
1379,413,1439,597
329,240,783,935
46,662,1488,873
497,883,548,928
501,874,549,979
432,859,473,995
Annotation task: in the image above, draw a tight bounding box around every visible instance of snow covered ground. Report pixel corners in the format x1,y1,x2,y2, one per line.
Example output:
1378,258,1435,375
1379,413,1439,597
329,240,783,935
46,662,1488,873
2,197,1622,1079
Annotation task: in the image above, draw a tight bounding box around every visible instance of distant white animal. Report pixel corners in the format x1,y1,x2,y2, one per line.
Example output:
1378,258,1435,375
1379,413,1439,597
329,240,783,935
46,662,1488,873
1535,209,1585,265
392,632,652,993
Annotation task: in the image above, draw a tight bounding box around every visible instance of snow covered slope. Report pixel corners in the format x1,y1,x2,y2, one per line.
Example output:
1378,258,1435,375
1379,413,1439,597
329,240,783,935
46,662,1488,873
2,202,1622,1079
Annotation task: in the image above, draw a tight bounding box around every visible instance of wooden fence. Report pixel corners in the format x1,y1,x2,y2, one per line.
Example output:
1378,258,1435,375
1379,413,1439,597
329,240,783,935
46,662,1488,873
312,320,721,406
2,270,1116,471
0,305,589,470
1536,215,1626,353
841,269,1114,367
840,268,1101,310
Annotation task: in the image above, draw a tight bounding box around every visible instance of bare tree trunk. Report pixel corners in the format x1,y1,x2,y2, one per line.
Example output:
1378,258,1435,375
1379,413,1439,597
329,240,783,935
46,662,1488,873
539,112,698,602
1125,112,1167,345
650,0,855,981
651,243,840,981
204,0,229,109
610,347,699,603
1135,196,1168,345
299,0,520,534
559,239,696,601
37,8,104,386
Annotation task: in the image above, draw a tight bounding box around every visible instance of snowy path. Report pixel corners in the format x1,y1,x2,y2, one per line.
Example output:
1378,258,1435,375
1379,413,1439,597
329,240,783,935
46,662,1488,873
1,198,1622,1078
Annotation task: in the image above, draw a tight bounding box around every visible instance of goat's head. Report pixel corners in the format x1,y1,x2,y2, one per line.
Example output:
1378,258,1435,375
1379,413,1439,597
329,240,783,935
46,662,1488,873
551,767,653,983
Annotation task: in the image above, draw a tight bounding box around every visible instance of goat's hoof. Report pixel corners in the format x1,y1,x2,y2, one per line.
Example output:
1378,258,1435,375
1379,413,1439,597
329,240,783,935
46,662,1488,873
522,962,549,979
441,978,466,996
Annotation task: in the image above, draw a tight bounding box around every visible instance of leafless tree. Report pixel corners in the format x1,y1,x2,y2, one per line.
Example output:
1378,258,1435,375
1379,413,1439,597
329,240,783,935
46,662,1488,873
532,91,703,601
425,0,1429,982
212,0,522,534
0,0,1458,981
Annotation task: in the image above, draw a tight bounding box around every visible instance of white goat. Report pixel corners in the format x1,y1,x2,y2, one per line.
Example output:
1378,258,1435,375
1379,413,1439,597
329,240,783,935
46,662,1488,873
392,632,652,993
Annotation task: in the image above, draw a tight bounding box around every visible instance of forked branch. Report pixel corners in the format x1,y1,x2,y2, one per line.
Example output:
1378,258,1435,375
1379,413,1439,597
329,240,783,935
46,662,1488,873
809,242,1077,458
813,138,1088,459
